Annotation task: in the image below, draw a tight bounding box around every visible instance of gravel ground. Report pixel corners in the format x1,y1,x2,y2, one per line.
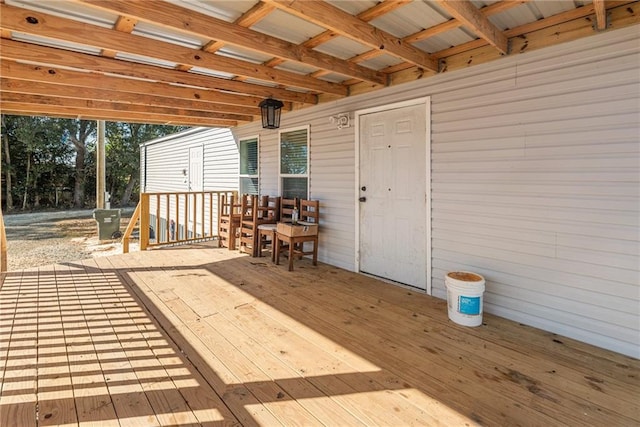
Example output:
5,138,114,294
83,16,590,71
3,208,135,271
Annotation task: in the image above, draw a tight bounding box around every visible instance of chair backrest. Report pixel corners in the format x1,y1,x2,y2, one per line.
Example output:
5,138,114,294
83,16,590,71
300,199,319,224
240,194,257,219
258,196,281,221
280,197,299,222
219,193,237,217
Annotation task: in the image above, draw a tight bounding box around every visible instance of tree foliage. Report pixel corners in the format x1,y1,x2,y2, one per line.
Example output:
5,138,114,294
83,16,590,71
105,122,185,206
1,115,186,211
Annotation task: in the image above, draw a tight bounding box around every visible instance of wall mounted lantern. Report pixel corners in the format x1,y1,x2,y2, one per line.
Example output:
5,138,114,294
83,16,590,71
259,98,284,129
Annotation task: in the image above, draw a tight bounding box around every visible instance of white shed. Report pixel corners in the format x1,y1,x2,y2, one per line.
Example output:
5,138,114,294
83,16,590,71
140,127,239,240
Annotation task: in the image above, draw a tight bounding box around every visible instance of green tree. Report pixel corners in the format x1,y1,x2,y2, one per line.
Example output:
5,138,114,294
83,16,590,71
106,122,186,206
1,116,74,210
62,119,96,208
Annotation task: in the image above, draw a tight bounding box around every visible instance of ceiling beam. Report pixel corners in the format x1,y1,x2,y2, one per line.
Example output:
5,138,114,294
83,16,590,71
76,0,387,85
0,60,275,109
264,0,439,72
0,92,253,122
1,103,238,127
235,2,277,27
0,78,261,116
0,3,347,96
404,1,530,44
429,1,634,61
433,0,509,55
0,39,316,105
101,15,137,58
302,0,412,50
593,0,607,30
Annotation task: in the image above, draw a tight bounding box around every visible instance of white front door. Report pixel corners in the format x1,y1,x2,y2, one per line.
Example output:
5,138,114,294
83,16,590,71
188,146,204,237
358,102,428,290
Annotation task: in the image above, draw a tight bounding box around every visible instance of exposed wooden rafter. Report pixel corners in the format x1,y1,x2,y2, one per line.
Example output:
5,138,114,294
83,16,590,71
76,0,387,85
0,78,261,116
1,60,271,109
0,39,316,105
434,0,509,54
593,0,608,30
264,0,439,72
0,92,253,122
0,0,637,127
0,3,347,96
2,104,238,127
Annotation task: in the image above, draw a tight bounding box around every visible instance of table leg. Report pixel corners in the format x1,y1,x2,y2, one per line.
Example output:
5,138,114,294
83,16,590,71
288,238,294,271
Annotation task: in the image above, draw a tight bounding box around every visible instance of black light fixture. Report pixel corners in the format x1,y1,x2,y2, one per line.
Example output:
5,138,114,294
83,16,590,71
259,98,284,129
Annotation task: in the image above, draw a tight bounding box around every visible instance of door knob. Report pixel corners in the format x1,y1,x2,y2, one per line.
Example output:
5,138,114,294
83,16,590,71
361,186,367,191
359,197,366,202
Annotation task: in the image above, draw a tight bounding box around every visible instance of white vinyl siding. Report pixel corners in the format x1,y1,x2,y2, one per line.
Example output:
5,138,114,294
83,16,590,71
141,127,239,193
140,127,239,240
232,25,640,358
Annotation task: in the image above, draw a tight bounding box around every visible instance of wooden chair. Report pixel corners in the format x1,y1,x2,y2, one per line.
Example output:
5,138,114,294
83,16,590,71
275,199,320,271
240,195,279,257
217,193,240,250
258,197,297,261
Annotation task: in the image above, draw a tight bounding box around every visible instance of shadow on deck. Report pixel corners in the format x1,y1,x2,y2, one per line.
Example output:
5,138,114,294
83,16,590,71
1,242,638,426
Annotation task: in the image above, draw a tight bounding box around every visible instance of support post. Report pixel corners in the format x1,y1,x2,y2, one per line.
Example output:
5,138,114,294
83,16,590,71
140,193,150,250
96,120,106,209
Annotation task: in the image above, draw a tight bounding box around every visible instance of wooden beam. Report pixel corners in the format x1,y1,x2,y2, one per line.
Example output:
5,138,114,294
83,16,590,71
0,78,261,116
434,0,509,55
1,104,237,127
77,0,386,85
302,0,412,49
265,0,439,71
0,39,317,104
235,2,276,27
0,60,272,108
430,1,636,60
0,3,347,95
358,0,528,66
593,0,608,30
369,1,640,91
0,92,254,122
101,15,137,57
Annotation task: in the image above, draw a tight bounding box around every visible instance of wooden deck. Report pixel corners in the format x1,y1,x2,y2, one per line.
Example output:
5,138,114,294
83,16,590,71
1,243,638,426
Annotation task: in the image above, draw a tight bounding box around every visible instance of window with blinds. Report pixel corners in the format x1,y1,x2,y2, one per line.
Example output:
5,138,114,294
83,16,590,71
279,127,309,199
239,137,258,195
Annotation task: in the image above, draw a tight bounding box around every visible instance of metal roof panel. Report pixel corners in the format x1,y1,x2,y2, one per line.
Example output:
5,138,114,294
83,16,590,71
250,9,326,44
357,53,404,71
370,1,447,38
313,36,370,60
10,32,102,56
115,52,178,69
167,0,259,22
132,21,207,49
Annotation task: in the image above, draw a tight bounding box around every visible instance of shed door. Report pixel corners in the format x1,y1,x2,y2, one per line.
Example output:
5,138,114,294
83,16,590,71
188,146,204,237
359,104,427,289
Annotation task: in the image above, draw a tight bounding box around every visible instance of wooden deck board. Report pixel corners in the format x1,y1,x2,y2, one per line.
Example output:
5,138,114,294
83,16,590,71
1,242,638,426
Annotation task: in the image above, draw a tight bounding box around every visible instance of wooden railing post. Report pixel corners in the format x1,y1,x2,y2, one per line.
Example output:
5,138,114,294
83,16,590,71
140,193,150,250
122,202,141,254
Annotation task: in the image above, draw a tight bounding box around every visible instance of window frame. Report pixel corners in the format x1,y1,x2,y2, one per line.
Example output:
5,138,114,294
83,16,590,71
278,125,310,199
239,135,259,195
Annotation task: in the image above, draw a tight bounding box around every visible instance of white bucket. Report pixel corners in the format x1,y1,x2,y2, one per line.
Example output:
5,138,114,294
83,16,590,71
446,271,486,327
